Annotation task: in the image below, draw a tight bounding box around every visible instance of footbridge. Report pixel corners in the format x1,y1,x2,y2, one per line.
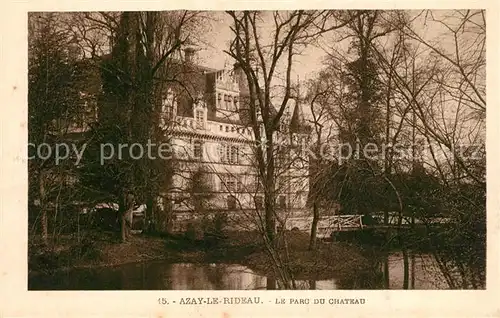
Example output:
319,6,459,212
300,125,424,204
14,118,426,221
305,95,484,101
285,214,450,239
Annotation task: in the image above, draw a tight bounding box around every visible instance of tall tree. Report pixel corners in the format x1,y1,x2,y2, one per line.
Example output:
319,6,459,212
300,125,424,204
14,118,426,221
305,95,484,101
81,11,205,241
225,10,360,289
28,13,83,244
226,10,354,246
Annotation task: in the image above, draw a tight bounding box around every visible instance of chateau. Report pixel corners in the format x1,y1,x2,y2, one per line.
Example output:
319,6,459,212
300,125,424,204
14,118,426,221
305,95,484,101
157,48,312,231
45,47,312,232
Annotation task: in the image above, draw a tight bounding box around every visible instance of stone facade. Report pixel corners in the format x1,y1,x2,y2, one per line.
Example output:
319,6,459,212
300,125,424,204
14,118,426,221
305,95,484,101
158,54,312,231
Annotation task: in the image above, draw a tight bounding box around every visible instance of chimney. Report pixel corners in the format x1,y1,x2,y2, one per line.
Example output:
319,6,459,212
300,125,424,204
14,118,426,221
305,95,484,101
233,62,249,94
184,46,196,64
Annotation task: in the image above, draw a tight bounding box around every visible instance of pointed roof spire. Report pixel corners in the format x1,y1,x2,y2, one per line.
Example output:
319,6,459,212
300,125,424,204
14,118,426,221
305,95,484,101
289,77,310,135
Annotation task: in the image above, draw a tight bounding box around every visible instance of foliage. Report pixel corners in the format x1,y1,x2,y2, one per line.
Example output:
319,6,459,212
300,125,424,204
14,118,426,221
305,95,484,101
28,13,90,242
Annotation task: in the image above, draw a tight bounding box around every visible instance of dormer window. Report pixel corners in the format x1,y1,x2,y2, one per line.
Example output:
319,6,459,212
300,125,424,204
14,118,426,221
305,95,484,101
195,109,205,129
161,90,176,124
163,103,174,121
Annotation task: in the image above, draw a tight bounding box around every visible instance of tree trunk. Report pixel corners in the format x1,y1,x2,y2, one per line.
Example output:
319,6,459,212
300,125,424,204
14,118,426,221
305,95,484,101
383,256,390,288
264,177,276,245
309,280,316,290
39,170,48,245
41,209,48,245
309,202,319,250
402,245,409,289
266,277,276,290
145,194,154,233
120,211,127,242
383,211,390,288
119,193,133,242
410,250,416,289
265,204,276,245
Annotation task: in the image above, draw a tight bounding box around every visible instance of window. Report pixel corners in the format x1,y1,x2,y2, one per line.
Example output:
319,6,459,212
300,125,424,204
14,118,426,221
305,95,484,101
162,99,174,121
219,125,223,131
227,196,237,210
228,96,233,111
234,97,239,110
193,140,203,160
219,144,239,164
218,144,227,162
195,109,204,129
277,195,287,209
226,175,238,192
164,105,174,121
161,91,176,123
225,145,231,163
217,93,222,108
254,195,264,210
230,145,239,164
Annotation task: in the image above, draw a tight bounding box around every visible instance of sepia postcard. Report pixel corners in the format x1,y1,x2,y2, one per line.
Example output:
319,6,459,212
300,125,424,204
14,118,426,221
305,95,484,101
1,0,499,317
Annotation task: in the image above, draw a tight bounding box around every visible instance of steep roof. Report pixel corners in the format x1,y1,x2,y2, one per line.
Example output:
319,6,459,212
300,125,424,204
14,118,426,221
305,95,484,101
289,99,311,134
238,90,279,127
86,52,309,132
159,58,217,119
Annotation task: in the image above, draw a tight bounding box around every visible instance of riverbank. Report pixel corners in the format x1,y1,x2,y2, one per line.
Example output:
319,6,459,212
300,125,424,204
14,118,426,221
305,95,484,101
29,230,378,286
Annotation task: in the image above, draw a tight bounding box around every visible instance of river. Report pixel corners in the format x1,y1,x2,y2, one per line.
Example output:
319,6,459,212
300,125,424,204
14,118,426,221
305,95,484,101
383,252,449,289
29,252,449,290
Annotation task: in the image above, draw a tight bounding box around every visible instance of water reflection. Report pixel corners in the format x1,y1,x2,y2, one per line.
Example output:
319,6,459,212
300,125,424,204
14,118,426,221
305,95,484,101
29,262,338,290
29,252,449,290
382,252,449,289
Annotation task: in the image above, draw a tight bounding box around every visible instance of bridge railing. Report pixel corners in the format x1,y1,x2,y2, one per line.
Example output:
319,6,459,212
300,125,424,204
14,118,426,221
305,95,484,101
285,215,364,237
370,214,450,225
284,214,449,238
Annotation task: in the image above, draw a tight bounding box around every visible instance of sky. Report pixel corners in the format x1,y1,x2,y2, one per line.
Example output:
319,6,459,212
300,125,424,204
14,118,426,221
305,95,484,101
191,10,485,148
195,12,328,82
190,11,331,120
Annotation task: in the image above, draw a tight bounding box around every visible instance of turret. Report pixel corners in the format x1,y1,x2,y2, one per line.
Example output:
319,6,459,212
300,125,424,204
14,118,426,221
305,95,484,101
289,98,310,135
